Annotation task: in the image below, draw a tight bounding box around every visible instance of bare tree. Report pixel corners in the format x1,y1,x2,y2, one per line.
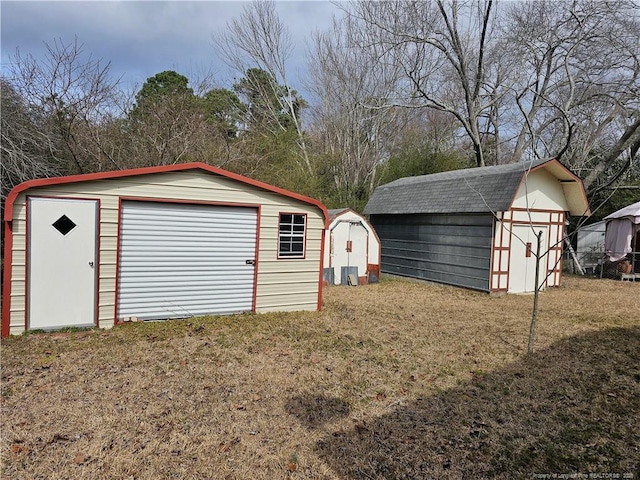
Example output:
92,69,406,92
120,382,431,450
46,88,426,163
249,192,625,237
308,13,408,205
503,0,640,192
346,0,507,167
214,0,312,174
7,37,122,174
1,78,61,200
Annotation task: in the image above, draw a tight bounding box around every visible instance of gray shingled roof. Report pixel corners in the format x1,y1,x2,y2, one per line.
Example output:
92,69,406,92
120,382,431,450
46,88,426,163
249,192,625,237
364,159,550,215
328,208,349,220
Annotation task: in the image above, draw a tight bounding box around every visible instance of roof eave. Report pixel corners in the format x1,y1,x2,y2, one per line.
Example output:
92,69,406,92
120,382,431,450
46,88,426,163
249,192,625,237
4,162,330,228
508,158,591,216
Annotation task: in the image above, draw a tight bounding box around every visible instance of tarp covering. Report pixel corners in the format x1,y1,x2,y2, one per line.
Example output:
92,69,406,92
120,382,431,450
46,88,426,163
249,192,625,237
605,218,635,262
604,201,640,223
604,201,640,262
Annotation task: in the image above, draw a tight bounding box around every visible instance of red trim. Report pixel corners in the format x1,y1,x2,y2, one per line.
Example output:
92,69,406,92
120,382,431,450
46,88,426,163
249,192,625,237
503,211,565,288
276,212,308,260
24,198,30,333
329,208,358,221
94,200,101,328
507,219,558,226
545,213,552,289
557,213,565,284
507,158,591,216
3,164,329,335
114,197,124,325
252,206,261,313
114,198,261,321
508,207,569,214
331,208,381,266
318,226,326,311
3,162,330,228
116,195,262,210
2,220,14,337
506,221,513,292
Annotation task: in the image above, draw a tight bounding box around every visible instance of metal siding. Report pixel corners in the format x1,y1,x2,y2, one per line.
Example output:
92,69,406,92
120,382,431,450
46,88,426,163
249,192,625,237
118,201,257,320
371,213,493,291
6,170,323,334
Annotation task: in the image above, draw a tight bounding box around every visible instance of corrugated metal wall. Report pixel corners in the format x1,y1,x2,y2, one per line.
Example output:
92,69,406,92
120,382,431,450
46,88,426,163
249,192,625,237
5,170,324,335
118,201,257,320
370,213,493,291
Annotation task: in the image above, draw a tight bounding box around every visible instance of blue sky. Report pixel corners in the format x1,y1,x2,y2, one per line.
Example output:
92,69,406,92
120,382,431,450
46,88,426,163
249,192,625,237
1,1,343,95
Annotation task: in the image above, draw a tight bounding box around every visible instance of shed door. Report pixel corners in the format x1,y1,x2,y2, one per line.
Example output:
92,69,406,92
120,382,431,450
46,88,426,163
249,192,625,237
509,225,548,293
28,197,98,330
117,201,257,320
331,222,368,285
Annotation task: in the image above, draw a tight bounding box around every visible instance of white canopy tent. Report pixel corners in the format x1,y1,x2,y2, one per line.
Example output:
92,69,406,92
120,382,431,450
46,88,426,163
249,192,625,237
604,201,640,264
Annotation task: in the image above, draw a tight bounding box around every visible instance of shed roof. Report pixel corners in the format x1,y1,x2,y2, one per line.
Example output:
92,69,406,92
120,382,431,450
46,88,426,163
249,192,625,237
604,201,640,224
328,208,350,220
4,162,329,228
364,158,590,216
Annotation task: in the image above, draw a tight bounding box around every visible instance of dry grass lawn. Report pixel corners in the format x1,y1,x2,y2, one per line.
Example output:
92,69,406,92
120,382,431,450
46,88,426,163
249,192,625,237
1,276,639,479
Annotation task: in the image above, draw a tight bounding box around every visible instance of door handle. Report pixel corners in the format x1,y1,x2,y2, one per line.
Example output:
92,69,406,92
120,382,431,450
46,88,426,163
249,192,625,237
89,261,94,267
245,259,255,265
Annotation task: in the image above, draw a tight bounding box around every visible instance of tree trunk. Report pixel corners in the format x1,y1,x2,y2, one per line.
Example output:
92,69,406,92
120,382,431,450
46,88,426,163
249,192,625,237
527,230,543,355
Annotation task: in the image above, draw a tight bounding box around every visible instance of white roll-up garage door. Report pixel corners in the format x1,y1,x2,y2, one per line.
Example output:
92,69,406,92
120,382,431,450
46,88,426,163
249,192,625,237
117,201,258,320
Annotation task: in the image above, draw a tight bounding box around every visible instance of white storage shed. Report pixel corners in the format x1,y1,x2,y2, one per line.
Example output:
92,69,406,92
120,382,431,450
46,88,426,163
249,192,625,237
2,163,329,337
323,208,381,285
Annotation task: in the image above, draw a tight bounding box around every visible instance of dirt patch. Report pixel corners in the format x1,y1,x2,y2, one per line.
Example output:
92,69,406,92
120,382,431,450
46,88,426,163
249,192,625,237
1,276,638,478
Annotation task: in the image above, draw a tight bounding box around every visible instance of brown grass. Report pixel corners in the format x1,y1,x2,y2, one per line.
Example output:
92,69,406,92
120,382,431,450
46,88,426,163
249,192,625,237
1,276,638,479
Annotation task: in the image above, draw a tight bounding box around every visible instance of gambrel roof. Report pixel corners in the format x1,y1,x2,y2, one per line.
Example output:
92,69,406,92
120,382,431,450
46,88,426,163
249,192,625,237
364,158,590,216
328,208,350,220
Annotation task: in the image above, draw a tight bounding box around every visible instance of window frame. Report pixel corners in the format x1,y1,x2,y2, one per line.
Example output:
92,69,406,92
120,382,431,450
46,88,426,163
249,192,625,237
277,212,307,259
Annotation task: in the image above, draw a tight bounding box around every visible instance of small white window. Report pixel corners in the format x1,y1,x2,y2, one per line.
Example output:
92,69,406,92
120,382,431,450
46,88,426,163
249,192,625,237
278,213,306,258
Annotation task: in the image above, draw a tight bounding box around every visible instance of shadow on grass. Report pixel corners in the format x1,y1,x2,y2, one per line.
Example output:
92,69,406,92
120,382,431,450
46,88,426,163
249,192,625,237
301,327,640,478
285,395,351,428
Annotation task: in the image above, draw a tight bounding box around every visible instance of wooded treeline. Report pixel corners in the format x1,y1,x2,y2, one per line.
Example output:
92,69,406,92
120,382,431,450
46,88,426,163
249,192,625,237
2,0,639,216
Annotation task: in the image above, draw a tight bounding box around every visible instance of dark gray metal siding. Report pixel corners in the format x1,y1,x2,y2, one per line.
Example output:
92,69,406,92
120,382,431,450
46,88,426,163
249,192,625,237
370,213,493,291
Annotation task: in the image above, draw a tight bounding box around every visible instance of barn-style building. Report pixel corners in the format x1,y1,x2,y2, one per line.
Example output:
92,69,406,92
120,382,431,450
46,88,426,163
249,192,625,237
364,159,590,293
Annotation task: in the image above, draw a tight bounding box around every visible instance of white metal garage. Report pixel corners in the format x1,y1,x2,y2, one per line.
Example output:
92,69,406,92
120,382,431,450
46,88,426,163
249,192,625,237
2,163,328,336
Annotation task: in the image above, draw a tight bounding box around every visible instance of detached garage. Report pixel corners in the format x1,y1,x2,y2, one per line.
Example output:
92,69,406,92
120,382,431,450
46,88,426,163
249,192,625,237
364,159,590,293
2,163,328,336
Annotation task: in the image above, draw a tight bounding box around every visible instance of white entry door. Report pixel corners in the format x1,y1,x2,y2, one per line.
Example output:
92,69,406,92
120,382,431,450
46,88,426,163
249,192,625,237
509,225,548,293
28,197,98,330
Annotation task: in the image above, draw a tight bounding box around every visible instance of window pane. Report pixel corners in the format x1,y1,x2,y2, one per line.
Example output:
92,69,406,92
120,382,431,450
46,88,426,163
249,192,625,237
278,213,306,258
281,214,292,224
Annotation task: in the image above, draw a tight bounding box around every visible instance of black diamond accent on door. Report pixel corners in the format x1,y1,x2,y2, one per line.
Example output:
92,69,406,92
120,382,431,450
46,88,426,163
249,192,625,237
52,215,77,236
